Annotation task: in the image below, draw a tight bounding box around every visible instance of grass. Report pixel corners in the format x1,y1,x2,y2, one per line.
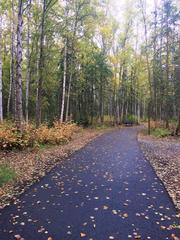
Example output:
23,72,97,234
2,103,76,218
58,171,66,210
38,143,52,150
0,165,16,187
93,124,111,130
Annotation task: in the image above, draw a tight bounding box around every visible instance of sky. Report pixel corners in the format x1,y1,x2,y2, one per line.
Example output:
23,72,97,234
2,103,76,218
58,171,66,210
108,0,157,22
109,0,180,20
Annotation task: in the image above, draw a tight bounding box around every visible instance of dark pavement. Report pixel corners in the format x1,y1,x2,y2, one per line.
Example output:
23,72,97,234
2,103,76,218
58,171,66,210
0,127,179,240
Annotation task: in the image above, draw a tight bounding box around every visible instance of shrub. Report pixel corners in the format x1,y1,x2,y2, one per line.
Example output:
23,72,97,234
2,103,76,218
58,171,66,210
123,114,139,125
0,121,80,150
35,122,80,145
0,165,16,187
0,122,35,150
151,128,171,138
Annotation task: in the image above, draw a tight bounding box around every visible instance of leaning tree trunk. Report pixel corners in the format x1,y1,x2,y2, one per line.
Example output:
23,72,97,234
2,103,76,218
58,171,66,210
16,0,24,131
36,0,46,128
0,16,3,122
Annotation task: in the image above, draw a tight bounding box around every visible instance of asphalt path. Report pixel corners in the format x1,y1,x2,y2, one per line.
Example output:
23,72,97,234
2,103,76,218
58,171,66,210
0,127,179,240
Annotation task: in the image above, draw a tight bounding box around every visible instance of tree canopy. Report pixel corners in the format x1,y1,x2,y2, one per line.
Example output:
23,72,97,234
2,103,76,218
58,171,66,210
0,0,179,133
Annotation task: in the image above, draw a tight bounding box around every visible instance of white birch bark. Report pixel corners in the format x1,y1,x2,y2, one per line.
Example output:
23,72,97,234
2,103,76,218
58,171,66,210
7,1,16,117
16,0,24,130
60,37,67,123
36,0,46,128
25,0,31,122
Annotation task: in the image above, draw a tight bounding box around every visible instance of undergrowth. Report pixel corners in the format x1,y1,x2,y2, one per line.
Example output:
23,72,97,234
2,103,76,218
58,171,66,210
0,165,16,187
150,128,172,137
0,121,80,150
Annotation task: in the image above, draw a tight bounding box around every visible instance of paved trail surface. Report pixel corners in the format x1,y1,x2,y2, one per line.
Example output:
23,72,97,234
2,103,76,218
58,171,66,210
0,127,179,240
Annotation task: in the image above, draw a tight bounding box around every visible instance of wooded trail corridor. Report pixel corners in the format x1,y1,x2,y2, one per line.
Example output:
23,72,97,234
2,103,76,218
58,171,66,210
0,128,179,240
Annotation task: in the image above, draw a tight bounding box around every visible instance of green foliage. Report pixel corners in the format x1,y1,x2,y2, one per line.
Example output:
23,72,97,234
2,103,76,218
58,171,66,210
0,165,16,187
123,115,139,125
0,0,179,131
150,128,172,138
91,123,113,130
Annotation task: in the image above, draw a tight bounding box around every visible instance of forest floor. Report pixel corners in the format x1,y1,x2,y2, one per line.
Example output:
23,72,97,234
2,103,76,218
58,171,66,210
138,132,180,209
0,127,113,209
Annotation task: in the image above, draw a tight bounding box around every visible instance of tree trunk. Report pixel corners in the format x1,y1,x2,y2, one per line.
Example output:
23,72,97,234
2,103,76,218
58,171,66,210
148,101,151,135
16,0,24,130
25,0,31,123
99,78,104,124
65,70,72,122
11,0,16,120
60,38,67,123
176,107,180,135
36,0,46,128
152,0,158,122
7,1,16,118
140,0,152,132
165,19,170,129
0,16,3,122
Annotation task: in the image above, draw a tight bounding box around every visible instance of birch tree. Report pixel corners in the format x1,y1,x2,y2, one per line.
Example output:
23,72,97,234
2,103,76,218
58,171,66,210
60,1,68,123
25,0,31,122
36,0,46,127
7,0,16,117
16,0,24,130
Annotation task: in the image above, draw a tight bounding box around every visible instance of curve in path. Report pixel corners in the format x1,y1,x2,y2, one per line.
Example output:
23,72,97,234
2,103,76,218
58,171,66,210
0,127,179,240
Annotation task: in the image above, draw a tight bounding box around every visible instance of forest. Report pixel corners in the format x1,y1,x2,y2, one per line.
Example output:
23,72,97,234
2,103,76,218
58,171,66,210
0,0,179,138
0,1,180,239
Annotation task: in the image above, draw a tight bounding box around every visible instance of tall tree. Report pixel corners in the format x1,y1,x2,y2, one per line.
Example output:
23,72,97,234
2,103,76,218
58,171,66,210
16,0,24,130
35,0,46,127
25,0,31,122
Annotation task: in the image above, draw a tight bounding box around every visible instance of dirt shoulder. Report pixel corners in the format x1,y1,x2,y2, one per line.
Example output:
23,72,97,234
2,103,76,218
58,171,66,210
0,128,113,209
138,132,180,209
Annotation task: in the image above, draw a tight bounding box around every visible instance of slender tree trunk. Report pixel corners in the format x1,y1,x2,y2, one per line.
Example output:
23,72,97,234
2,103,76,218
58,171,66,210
60,38,67,123
7,68,12,117
65,3,79,122
11,0,16,120
7,2,16,117
36,0,46,128
25,0,31,123
116,99,120,124
16,0,24,130
176,107,180,135
140,0,152,134
99,78,104,124
175,42,180,135
0,16,3,122
165,22,170,129
65,70,72,122
152,0,158,122
148,102,151,135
